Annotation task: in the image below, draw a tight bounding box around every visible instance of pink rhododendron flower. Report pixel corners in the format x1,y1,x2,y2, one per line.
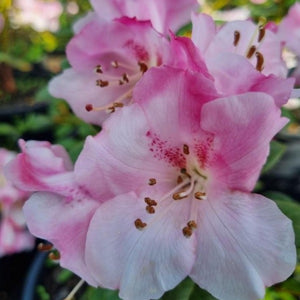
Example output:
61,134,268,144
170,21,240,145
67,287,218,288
13,0,63,32
49,17,170,125
5,140,99,285
90,0,198,35
10,66,296,299
0,148,34,256
192,13,287,78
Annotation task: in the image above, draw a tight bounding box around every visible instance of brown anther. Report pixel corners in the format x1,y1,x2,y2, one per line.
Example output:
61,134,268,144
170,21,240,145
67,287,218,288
144,197,157,206
85,104,93,112
113,102,124,108
97,80,109,87
138,61,148,73
255,52,264,72
172,192,188,200
258,26,265,43
37,242,53,252
134,218,147,229
49,251,60,260
108,106,115,113
180,168,187,174
146,205,155,214
148,178,157,186
111,60,119,68
194,191,206,200
119,80,124,85
122,73,129,83
177,176,183,184
183,144,190,155
187,220,197,229
233,30,241,47
95,65,103,73
182,226,193,238
246,45,256,59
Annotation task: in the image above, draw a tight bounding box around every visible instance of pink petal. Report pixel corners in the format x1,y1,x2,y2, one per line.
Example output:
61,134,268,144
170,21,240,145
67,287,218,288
201,93,288,191
86,192,196,299
190,190,296,300
23,192,98,286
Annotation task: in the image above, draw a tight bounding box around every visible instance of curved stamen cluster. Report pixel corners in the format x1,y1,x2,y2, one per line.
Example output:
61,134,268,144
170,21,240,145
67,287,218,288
85,60,149,114
134,143,208,238
233,24,266,72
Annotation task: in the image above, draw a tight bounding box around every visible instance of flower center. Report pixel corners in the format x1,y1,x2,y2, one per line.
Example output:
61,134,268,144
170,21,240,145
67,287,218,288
134,144,208,238
85,59,148,114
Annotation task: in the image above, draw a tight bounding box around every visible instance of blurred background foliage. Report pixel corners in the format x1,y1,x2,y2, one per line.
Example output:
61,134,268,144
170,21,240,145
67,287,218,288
0,0,299,299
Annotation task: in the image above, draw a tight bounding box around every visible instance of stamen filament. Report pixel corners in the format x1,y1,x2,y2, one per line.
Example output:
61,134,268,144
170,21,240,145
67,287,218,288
64,279,85,300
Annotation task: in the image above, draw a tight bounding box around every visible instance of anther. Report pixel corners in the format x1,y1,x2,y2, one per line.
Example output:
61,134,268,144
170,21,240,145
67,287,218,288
173,192,188,200
134,218,147,229
258,26,265,43
246,45,256,59
146,205,155,214
119,80,124,85
122,73,129,83
187,220,197,229
177,176,183,184
111,60,119,68
233,30,241,47
255,52,264,72
183,144,190,155
194,191,206,200
108,106,115,113
37,242,53,251
182,226,193,238
138,61,148,73
85,104,93,112
113,102,124,108
148,178,156,185
95,65,103,73
144,197,157,206
96,80,109,87
49,251,60,260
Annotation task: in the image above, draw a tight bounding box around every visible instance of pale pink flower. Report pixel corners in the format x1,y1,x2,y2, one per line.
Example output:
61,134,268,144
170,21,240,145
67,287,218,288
13,0,63,32
79,67,295,300
0,148,34,256
12,66,296,299
5,140,99,285
90,0,199,35
49,17,170,125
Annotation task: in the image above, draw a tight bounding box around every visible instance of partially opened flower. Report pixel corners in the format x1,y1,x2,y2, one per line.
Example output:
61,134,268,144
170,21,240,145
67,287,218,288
49,17,170,125
80,67,296,299
90,0,199,35
0,148,34,256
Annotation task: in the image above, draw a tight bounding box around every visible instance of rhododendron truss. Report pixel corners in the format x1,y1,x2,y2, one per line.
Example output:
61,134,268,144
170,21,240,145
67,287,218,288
49,17,170,125
0,148,34,256
7,66,296,300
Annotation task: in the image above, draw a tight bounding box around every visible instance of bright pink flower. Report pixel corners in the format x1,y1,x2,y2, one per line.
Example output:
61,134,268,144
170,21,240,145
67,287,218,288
0,148,34,256
90,0,198,35
5,141,98,285
192,13,287,78
49,17,170,125
75,67,295,299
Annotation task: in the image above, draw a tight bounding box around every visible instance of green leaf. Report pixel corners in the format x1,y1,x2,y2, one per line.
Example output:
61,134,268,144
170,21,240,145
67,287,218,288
262,140,286,174
189,284,217,300
81,286,121,300
56,269,73,284
161,278,195,300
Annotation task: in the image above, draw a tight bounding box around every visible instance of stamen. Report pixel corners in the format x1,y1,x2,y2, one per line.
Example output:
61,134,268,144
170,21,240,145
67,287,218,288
85,104,93,112
119,80,124,85
37,242,53,251
246,45,256,59
258,26,265,43
182,226,193,238
194,191,206,200
64,279,85,300
122,73,129,83
148,178,157,186
144,197,157,206
111,60,119,68
113,102,124,108
96,80,109,87
255,52,264,71
173,179,196,200
49,251,60,260
187,220,197,229
134,218,147,229
183,144,190,155
177,176,183,184
146,205,155,214
138,61,148,73
173,192,188,200
233,31,241,47
95,65,103,73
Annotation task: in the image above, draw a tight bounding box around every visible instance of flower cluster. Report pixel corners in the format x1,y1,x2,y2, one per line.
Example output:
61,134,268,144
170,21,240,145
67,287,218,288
0,148,34,257
5,1,298,300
